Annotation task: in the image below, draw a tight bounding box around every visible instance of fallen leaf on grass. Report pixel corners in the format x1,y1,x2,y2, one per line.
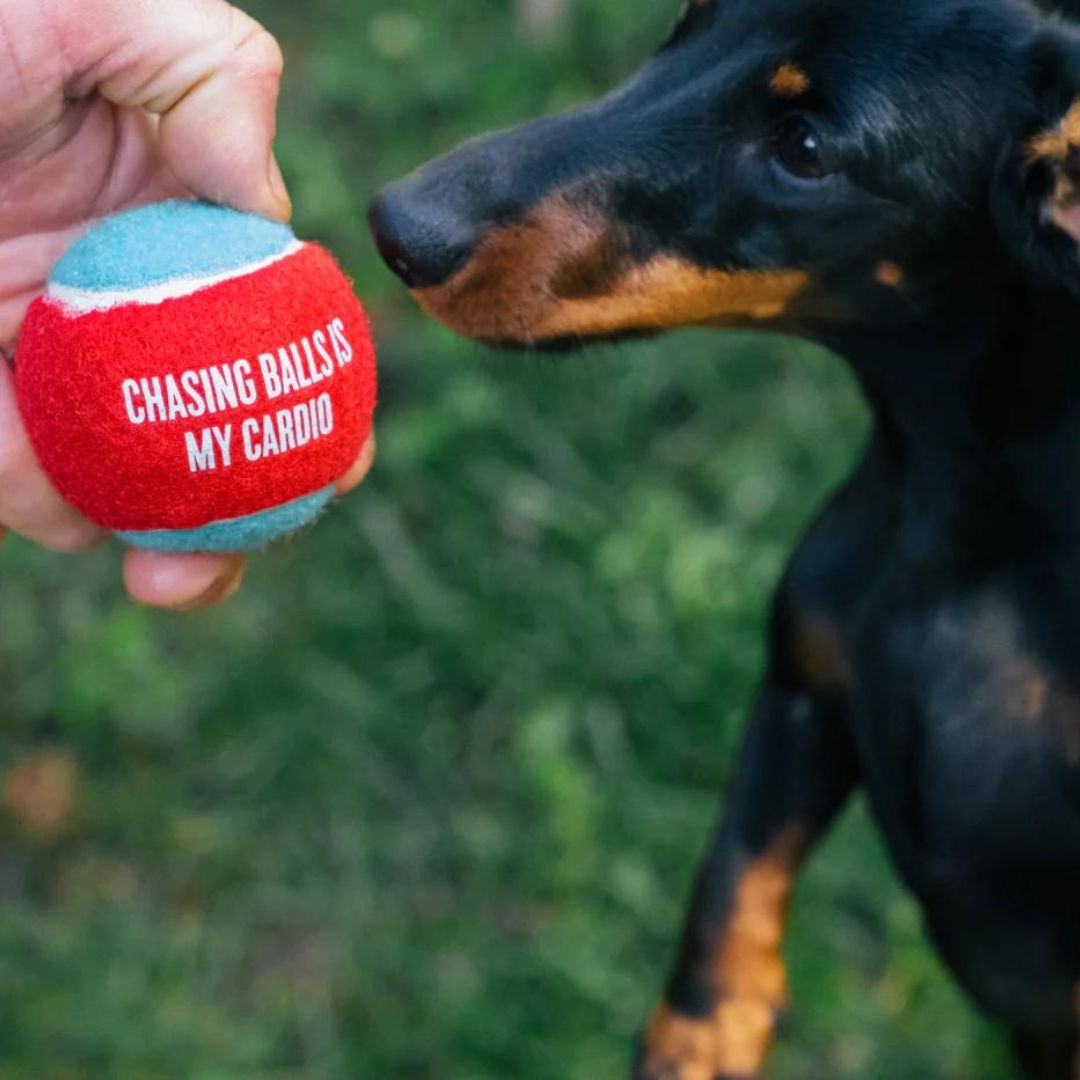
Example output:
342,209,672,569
3,750,78,841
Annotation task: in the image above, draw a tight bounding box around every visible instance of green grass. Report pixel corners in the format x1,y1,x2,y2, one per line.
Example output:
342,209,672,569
0,2,1013,1076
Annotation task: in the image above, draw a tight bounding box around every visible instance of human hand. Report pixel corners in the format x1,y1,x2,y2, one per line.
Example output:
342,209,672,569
0,0,375,608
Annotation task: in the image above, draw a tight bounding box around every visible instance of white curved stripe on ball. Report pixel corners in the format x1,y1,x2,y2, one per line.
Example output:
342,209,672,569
46,240,307,314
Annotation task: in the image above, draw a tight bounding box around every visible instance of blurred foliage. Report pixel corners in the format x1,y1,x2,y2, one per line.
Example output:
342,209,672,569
0,1,1013,1077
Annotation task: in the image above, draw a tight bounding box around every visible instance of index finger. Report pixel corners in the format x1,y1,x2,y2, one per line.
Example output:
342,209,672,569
60,0,291,221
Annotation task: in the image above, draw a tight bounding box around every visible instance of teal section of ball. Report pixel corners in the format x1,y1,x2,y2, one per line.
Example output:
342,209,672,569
51,200,296,292
115,486,337,554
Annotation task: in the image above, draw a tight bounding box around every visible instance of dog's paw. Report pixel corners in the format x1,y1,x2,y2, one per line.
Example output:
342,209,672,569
630,999,782,1080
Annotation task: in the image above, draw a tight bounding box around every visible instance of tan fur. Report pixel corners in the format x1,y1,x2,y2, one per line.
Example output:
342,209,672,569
794,616,850,691
640,833,803,1078
1026,100,1080,240
539,260,809,338
413,192,809,343
874,260,905,288
770,63,811,99
1003,662,1051,725
1026,100,1080,164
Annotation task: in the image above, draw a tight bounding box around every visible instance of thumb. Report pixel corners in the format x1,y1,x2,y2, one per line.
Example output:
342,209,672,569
60,0,291,221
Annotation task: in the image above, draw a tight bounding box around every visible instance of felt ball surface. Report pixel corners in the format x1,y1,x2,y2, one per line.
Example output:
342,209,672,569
15,201,377,552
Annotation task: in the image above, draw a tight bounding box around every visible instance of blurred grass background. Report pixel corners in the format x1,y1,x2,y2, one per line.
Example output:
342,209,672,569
0,1,1014,1077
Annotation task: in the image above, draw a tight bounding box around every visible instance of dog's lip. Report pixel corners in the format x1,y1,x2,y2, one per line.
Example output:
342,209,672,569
472,308,805,352
478,328,659,352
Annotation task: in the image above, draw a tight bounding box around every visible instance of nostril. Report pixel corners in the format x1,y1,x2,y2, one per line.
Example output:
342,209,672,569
368,194,418,287
368,186,473,290
369,219,424,290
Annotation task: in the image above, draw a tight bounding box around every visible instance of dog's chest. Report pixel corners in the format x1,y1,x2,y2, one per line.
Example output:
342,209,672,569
848,582,1080,873
777,426,1080,1013
836,582,1080,1021
780,444,1080,871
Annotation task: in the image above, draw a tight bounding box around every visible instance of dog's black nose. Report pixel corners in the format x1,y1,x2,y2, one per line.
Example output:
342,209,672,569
368,181,474,289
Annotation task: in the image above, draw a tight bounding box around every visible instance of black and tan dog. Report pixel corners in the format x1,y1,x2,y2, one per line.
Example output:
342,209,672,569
370,1,1080,1076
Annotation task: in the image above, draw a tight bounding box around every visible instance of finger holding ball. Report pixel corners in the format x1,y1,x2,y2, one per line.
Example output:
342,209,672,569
15,200,378,554
0,356,106,553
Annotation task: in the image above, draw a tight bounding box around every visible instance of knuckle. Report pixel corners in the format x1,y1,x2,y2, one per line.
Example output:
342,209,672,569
0,448,103,552
231,13,284,80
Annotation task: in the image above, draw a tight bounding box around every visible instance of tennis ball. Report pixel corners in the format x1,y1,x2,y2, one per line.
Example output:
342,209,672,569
15,201,377,553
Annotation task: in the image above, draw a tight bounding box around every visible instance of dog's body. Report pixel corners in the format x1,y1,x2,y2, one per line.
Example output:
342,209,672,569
371,1,1080,1075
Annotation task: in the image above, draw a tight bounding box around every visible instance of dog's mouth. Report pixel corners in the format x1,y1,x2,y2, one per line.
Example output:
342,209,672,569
410,196,811,347
373,187,812,348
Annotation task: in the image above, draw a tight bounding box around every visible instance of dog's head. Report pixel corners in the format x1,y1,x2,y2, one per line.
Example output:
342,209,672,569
370,0,1080,349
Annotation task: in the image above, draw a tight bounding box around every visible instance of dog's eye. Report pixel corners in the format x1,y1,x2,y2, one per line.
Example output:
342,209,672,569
770,116,831,180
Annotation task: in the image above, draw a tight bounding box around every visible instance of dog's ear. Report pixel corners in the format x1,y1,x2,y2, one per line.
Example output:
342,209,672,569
994,25,1080,293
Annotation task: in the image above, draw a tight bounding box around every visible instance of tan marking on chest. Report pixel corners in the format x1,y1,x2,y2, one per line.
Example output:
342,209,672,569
1006,665,1050,724
793,617,850,691
874,261,905,288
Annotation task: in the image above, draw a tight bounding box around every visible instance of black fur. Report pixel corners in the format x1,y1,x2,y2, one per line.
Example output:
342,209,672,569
371,1,1080,1075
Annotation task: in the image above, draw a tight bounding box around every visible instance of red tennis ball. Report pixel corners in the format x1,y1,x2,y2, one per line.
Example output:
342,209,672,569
15,201,377,552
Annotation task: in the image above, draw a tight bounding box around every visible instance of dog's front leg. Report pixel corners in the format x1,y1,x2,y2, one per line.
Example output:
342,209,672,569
634,686,857,1080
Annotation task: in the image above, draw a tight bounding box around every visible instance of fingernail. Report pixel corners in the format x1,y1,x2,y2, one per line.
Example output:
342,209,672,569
267,155,292,220
177,558,246,612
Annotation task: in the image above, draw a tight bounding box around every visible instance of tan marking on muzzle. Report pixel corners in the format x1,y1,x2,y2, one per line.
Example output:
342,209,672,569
542,260,809,338
770,62,811,99
413,194,809,343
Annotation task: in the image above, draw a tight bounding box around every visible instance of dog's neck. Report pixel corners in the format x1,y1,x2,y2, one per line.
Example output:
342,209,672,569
816,264,1080,560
